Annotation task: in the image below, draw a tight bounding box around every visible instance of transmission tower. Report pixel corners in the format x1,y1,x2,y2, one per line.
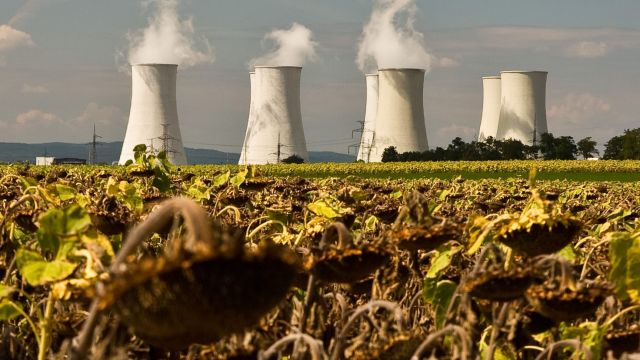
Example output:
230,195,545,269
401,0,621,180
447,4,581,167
276,133,282,163
88,124,103,165
348,120,365,155
268,133,285,163
155,123,180,157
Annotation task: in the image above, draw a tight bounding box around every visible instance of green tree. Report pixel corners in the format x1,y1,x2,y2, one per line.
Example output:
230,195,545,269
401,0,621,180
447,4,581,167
577,137,599,159
281,154,305,164
381,146,399,162
603,135,624,159
538,133,577,160
603,128,640,160
554,136,578,160
498,139,527,160
622,128,640,159
446,137,466,160
539,133,556,159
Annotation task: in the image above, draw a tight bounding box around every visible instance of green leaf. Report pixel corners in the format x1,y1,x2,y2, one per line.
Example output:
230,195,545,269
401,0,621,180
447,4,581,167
16,249,77,286
230,169,248,188
133,144,147,164
364,215,379,232
466,215,492,256
106,177,119,196
431,280,457,329
427,245,461,279
438,189,450,201
152,170,171,193
16,249,44,268
560,322,606,359
609,232,640,302
350,190,368,202
557,244,577,263
212,171,230,188
37,204,92,256
390,190,403,199
0,300,21,321
133,144,147,153
0,284,15,299
39,204,92,236
55,184,77,201
423,277,438,303
266,209,289,225
307,200,342,219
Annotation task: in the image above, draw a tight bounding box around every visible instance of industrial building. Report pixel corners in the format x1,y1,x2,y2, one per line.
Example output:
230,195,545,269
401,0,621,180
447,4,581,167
35,157,86,165
356,74,379,163
239,66,309,164
495,71,548,146
119,64,188,165
369,68,429,162
478,76,501,142
239,72,256,165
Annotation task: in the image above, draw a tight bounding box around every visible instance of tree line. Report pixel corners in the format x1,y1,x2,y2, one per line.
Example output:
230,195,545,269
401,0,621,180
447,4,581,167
380,127,640,162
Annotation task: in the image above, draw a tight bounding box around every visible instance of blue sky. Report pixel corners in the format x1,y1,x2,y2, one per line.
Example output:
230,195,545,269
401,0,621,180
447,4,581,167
1,0,639,154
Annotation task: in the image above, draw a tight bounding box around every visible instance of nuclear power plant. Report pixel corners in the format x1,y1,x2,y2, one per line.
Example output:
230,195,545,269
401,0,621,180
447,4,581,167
369,68,429,162
239,72,256,165
239,66,308,164
356,74,379,162
119,64,188,165
495,71,548,146
478,76,501,142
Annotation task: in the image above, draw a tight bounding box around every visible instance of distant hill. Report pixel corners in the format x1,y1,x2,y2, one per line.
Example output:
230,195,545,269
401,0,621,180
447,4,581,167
0,142,355,164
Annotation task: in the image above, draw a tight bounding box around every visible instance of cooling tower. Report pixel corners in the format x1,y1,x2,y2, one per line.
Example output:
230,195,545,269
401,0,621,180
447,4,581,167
370,68,428,162
241,66,308,164
119,64,187,165
478,76,501,142
239,72,256,165
356,74,379,162
496,71,548,146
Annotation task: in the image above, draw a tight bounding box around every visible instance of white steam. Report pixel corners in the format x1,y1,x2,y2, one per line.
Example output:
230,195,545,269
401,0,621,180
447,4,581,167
250,23,318,67
127,0,214,67
357,0,432,72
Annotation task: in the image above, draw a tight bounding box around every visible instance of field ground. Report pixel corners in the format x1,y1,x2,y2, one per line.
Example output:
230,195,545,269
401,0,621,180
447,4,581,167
1,159,639,359
180,160,640,181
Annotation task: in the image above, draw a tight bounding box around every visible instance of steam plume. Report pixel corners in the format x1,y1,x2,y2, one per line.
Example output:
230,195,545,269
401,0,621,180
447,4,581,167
127,0,214,67
251,23,318,67
357,0,432,72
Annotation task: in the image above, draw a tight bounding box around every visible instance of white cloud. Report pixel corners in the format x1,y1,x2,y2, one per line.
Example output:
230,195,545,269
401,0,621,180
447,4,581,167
9,0,68,27
432,56,460,68
15,109,63,126
436,124,476,143
549,93,611,124
429,26,640,56
74,102,126,126
21,84,49,94
2,104,125,143
564,41,608,58
0,25,35,52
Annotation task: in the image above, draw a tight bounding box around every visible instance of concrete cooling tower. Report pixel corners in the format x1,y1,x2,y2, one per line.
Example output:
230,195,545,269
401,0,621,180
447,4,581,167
119,64,187,165
240,66,308,164
356,74,378,162
239,72,256,165
496,71,548,146
478,76,501,142
370,68,428,162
